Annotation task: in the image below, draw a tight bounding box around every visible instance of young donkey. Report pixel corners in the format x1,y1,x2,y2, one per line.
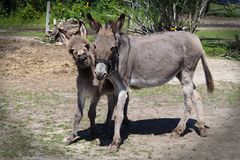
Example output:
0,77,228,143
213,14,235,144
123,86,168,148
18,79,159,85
64,35,129,145
87,14,214,150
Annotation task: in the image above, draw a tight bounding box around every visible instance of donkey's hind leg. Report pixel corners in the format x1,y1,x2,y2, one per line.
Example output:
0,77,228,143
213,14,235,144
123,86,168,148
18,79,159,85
172,69,194,136
192,89,208,137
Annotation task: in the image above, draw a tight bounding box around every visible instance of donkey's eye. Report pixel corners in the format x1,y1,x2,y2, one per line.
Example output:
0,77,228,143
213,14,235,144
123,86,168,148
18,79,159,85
69,48,74,54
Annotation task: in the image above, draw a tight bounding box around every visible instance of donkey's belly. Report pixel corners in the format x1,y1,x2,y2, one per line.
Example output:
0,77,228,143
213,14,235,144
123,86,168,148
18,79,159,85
130,76,174,88
129,62,182,88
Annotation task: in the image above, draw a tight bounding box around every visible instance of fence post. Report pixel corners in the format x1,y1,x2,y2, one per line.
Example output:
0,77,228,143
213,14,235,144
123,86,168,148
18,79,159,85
45,1,51,34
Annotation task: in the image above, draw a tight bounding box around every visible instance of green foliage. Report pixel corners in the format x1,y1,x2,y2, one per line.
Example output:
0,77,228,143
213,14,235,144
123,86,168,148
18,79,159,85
52,0,90,20
0,15,45,28
207,2,240,17
0,0,46,17
0,0,18,17
88,0,124,22
51,2,69,19
19,3,40,22
71,2,89,19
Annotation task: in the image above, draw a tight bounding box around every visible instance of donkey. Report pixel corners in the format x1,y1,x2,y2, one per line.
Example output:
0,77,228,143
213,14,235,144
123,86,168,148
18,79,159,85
64,35,129,145
87,13,214,150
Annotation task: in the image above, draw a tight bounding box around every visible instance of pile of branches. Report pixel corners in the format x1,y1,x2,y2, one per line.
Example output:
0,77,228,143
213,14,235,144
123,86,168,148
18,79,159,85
47,18,87,44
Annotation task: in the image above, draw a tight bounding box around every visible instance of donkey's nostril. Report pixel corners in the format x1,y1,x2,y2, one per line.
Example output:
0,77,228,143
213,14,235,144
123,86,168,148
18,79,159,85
102,73,107,78
95,72,107,80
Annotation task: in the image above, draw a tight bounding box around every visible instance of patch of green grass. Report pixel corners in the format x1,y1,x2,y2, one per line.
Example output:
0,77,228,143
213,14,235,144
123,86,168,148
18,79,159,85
197,29,240,40
227,85,240,105
0,29,45,38
131,84,183,104
208,3,240,17
0,90,74,158
10,89,70,107
16,31,45,37
131,84,179,97
131,83,240,107
197,83,240,106
0,126,36,158
196,29,240,59
0,96,8,117
203,45,228,57
0,15,45,28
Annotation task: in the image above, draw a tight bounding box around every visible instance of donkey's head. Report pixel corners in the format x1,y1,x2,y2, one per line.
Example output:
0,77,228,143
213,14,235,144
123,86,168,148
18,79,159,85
67,36,93,68
87,13,125,80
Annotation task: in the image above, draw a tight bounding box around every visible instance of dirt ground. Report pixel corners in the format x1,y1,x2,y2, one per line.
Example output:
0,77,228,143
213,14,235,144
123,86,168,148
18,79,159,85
0,37,240,160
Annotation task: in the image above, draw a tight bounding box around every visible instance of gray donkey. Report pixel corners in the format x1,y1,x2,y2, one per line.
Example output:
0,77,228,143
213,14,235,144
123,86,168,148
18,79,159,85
87,13,214,151
65,35,129,145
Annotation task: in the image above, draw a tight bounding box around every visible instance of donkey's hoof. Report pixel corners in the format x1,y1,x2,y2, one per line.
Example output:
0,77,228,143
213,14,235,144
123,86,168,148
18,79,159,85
64,134,80,146
108,142,120,152
199,128,208,137
170,128,182,138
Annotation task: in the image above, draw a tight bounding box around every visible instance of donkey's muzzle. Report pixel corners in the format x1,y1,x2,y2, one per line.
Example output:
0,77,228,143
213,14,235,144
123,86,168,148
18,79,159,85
78,53,87,62
95,63,108,80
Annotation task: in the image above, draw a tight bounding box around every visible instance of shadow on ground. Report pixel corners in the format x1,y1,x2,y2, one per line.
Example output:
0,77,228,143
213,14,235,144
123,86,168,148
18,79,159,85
74,118,198,146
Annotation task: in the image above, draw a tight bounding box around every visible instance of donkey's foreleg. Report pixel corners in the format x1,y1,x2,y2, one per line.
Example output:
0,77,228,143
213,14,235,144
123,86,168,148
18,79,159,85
109,90,128,151
65,93,85,145
105,93,130,128
88,96,100,136
105,94,116,128
172,78,194,136
193,90,208,137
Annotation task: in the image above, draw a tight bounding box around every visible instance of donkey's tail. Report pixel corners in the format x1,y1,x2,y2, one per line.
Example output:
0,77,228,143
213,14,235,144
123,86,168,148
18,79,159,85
201,54,214,93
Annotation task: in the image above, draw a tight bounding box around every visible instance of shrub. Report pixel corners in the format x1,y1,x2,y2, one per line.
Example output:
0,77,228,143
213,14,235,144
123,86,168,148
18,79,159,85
52,1,89,20
71,2,90,19
89,0,124,22
19,3,40,22
226,34,240,60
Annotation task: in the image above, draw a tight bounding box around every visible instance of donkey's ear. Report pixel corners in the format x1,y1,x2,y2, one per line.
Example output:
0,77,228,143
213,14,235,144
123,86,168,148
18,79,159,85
86,13,102,33
112,13,125,33
117,13,125,30
78,20,87,38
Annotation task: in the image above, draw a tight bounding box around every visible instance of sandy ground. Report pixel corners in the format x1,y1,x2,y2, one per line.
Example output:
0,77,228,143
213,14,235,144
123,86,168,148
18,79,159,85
0,37,240,159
